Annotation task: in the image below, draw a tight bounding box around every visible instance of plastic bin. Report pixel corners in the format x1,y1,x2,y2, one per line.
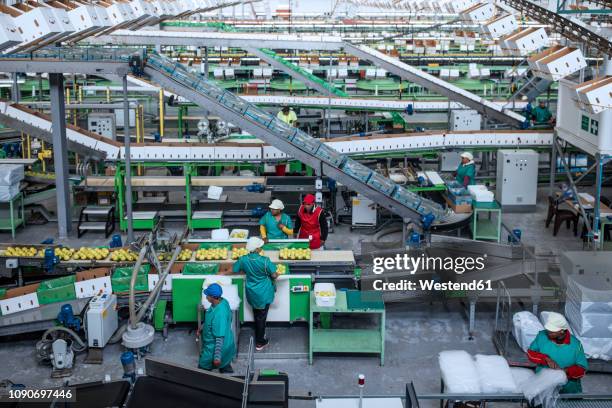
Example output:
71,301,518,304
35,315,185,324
182,263,220,275
36,275,77,305
367,172,397,196
112,264,151,293
291,131,323,154
341,159,372,183
314,282,337,307
315,144,346,167
229,229,249,239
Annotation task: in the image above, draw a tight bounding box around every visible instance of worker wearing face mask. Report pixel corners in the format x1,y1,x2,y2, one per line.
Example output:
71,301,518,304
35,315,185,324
454,152,476,188
232,237,278,351
527,312,588,393
198,283,235,373
295,194,328,250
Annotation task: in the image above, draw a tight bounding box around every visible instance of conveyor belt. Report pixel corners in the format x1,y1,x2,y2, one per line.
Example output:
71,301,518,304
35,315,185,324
144,52,448,224
0,99,552,164
343,43,526,127
503,0,612,56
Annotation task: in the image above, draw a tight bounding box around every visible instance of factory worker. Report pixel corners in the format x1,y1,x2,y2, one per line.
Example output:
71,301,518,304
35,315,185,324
198,283,236,373
232,237,278,351
260,199,294,241
531,100,554,126
527,312,588,393
295,194,328,250
454,152,476,187
277,105,298,127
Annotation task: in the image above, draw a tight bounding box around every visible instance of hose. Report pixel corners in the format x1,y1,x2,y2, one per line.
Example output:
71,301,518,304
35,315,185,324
41,326,87,353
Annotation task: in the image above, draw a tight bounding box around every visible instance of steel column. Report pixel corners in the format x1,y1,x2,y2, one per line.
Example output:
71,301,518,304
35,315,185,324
49,73,72,238
11,73,20,103
123,76,134,243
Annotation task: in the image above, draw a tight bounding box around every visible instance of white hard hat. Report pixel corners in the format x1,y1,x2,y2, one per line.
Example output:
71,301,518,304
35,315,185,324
460,152,474,161
246,237,265,252
544,312,569,332
269,199,285,210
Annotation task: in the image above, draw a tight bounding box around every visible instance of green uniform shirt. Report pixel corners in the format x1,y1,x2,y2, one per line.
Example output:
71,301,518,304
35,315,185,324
232,252,276,309
259,211,293,240
528,330,588,393
199,298,235,370
532,106,552,124
455,163,476,186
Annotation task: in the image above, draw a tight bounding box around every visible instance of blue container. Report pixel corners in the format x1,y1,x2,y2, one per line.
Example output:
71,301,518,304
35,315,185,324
110,234,123,248
508,229,522,243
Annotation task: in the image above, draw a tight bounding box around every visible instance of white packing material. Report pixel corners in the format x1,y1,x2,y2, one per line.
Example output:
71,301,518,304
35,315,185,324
474,354,518,393
565,302,612,338
0,184,20,201
0,164,24,186
438,350,481,393
576,335,612,360
513,311,544,352
566,274,612,313
521,368,567,408
510,367,535,392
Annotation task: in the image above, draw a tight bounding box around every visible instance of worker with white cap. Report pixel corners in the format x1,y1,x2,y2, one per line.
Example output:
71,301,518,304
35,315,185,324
232,237,279,351
527,312,588,393
260,199,294,241
454,152,476,187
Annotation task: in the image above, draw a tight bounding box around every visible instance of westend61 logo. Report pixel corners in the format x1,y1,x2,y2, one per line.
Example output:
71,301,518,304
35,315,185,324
370,253,493,292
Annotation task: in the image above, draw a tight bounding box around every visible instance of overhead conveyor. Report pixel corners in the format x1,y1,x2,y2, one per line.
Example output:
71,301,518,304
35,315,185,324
0,99,553,161
246,48,349,97
343,43,527,127
102,31,526,127
142,52,448,224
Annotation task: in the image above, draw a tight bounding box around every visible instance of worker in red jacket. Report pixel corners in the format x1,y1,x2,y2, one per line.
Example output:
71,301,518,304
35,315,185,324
527,312,587,393
295,194,328,250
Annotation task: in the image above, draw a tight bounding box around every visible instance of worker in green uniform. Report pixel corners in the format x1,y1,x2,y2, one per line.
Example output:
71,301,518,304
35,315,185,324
531,100,554,127
454,152,476,187
198,283,236,373
277,105,298,126
260,199,294,241
232,237,279,351
527,312,588,393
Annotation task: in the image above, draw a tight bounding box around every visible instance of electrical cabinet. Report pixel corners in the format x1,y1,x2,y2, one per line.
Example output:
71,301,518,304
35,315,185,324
450,110,481,131
88,113,116,139
86,294,118,348
495,149,539,211
352,194,377,226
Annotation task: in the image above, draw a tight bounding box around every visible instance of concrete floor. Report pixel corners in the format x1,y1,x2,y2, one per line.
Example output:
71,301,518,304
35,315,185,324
0,186,611,405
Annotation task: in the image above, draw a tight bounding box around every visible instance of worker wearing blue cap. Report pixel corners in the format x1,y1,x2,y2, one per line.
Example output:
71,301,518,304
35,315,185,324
198,283,236,373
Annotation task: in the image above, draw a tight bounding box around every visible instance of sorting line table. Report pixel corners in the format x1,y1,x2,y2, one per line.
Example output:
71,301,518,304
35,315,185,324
309,290,385,365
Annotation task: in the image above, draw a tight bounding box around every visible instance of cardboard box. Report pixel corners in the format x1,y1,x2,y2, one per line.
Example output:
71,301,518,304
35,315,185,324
76,267,111,282
444,194,473,214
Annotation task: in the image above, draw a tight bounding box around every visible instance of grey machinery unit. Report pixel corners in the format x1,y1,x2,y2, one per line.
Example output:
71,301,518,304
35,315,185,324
495,149,539,212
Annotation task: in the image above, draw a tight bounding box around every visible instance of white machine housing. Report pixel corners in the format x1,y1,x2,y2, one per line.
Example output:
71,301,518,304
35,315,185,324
495,149,539,211
557,78,612,155
352,194,377,226
450,109,482,131
86,293,118,348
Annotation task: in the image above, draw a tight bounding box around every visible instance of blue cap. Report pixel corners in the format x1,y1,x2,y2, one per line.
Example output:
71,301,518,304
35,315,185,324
204,283,223,298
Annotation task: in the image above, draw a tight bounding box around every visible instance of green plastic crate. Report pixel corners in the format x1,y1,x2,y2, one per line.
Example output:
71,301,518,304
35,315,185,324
197,243,233,249
263,242,309,250
112,264,150,293
36,275,76,305
182,263,220,275
0,288,6,300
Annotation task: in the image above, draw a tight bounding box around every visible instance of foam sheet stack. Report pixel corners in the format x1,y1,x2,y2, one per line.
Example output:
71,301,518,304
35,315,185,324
565,275,612,360
0,164,24,201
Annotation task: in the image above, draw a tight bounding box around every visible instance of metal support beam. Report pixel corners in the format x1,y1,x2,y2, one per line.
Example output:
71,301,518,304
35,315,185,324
204,46,209,78
49,73,72,238
123,76,134,243
549,131,557,196
11,73,20,103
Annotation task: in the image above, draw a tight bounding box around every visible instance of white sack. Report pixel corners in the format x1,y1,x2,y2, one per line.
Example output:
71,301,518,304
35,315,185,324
474,354,518,393
439,350,481,393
